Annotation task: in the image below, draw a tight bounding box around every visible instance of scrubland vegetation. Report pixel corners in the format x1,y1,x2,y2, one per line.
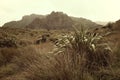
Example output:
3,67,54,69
0,26,120,80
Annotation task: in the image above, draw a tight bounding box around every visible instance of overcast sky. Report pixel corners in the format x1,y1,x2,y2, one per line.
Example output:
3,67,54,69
0,0,120,26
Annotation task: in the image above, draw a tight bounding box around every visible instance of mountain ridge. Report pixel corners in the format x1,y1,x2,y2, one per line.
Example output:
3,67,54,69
2,11,100,30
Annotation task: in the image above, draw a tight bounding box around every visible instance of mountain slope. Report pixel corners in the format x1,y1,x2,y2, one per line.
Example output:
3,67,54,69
3,14,45,28
113,20,120,31
71,17,99,29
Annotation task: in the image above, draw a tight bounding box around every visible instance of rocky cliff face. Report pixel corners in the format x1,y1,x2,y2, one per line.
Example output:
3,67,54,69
27,12,74,30
46,12,74,29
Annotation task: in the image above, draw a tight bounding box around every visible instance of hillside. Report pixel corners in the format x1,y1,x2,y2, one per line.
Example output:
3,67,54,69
112,19,120,31
93,19,120,47
2,11,99,30
2,14,45,28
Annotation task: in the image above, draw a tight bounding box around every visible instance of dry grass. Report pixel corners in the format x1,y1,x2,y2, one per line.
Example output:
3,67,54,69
21,27,116,80
0,27,120,80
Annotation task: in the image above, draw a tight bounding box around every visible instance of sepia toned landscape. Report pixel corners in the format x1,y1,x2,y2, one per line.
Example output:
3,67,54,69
0,0,120,80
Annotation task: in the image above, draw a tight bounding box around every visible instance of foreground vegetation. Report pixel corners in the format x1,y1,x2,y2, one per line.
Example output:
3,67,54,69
0,27,120,80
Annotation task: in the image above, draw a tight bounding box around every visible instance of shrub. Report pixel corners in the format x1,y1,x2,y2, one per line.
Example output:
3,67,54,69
50,27,113,79
0,37,18,48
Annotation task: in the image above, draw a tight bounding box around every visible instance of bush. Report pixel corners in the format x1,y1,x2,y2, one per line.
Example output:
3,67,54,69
0,37,18,48
48,27,113,80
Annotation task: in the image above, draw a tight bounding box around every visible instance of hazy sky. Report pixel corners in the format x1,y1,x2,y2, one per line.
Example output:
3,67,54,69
0,0,120,26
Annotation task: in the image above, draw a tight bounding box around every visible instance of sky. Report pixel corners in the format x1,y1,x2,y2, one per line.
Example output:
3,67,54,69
0,0,120,26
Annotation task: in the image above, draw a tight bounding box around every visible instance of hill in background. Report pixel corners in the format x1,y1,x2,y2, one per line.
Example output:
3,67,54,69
2,14,45,28
2,11,100,30
95,21,108,25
